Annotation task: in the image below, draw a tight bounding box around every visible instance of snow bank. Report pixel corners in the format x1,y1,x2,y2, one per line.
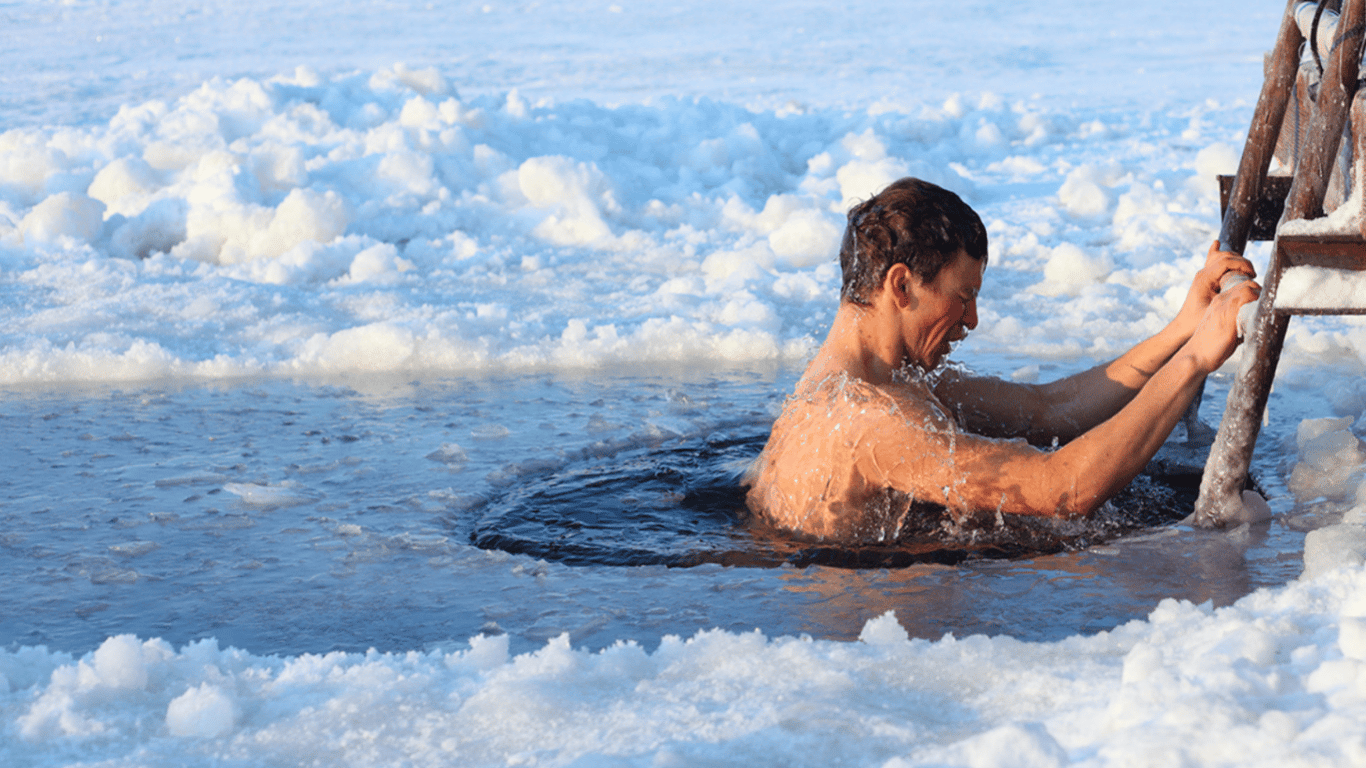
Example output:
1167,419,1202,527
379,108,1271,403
4,566,1366,766
1,60,1337,384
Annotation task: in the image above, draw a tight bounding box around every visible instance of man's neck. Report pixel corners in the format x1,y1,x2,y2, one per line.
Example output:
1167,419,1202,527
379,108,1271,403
812,301,909,386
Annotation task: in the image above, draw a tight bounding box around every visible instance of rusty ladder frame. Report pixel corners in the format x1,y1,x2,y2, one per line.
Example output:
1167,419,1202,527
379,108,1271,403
1193,0,1366,524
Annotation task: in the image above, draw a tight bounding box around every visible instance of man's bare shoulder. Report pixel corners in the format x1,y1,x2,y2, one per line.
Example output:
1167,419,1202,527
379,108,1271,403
763,371,970,473
783,370,954,425
792,368,939,409
749,370,957,538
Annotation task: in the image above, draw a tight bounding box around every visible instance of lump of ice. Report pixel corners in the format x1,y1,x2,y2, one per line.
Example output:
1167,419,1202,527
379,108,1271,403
109,541,161,558
20,192,105,244
1056,164,1115,219
87,156,162,215
1339,616,1366,660
222,481,319,507
107,198,189,259
166,683,237,738
1303,524,1366,580
175,187,349,265
341,242,413,284
857,610,910,646
911,722,1068,768
1036,242,1114,296
517,155,617,246
425,443,469,465
154,472,229,487
91,635,153,690
471,424,511,440
1288,416,1366,504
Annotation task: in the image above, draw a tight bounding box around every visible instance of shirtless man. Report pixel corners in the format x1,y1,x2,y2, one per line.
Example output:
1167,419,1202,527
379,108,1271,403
745,177,1261,542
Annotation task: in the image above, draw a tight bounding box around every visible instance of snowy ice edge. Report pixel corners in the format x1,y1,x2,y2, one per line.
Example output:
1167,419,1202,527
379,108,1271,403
6,562,1366,766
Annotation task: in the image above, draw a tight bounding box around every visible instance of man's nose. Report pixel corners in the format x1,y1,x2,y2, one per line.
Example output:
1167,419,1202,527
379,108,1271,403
963,299,978,330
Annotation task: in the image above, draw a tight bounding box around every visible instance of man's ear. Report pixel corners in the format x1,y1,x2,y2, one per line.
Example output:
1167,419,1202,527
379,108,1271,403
883,263,917,309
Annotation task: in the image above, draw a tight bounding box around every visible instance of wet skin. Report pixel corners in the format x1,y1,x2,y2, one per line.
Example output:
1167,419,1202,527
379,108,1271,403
899,250,982,371
746,243,1260,541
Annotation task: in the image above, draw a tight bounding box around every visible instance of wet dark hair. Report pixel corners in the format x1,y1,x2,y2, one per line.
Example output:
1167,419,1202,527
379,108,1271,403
839,177,988,305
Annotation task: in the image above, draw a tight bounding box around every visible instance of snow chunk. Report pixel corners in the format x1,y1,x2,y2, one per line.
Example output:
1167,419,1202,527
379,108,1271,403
1036,242,1114,296
88,157,162,215
858,610,909,646
342,242,413,284
1057,164,1114,218
1193,142,1239,197
370,63,453,98
913,722,1068,768
177,187,348,265
92,635,152,690
1277,266,1366,311
1304,525,1366,579
20,192,105,244
166,684,237,738
518,155,617,246
1289,416,1365,504
767,207,839,267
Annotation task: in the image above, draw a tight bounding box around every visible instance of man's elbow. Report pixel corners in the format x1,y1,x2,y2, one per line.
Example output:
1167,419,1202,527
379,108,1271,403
1048,492,1103,519
1034,458,1110,518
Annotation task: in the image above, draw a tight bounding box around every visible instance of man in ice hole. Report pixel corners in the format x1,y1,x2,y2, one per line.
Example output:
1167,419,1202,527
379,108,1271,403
745,177,1261,542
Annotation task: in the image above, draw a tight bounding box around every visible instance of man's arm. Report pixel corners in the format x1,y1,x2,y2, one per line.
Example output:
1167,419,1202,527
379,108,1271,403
871,277,1259,517
933,328,1190,446
933,242,1255,446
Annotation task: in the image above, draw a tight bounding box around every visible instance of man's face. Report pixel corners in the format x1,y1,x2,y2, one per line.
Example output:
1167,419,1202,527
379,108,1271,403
903,250,983,370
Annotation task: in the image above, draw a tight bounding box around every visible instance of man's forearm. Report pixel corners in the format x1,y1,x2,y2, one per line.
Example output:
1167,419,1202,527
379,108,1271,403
1042,351,1207,515
1032,322,1190,440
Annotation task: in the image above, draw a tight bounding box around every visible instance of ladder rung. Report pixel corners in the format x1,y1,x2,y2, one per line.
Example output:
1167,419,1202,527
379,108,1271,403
1277,233,1366,269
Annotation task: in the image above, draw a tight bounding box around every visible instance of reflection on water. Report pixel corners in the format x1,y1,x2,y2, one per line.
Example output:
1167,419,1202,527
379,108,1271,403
780,522,1284,643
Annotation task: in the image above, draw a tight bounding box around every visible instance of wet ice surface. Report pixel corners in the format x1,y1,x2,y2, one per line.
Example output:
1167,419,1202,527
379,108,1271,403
0,362,1312,658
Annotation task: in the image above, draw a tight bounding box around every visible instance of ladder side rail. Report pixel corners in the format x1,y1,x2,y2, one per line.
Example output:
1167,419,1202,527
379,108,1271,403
1221,0,1311,254
1285,0,1366,219
1184,0,1309,442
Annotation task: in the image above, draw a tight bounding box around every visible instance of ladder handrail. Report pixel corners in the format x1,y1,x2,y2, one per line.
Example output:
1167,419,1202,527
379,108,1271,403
1220,0,1310,255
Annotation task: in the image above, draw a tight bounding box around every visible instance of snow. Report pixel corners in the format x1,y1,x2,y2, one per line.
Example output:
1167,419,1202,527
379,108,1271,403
8,0,1366,765
6,572,1366,765
1278,265,1366,310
